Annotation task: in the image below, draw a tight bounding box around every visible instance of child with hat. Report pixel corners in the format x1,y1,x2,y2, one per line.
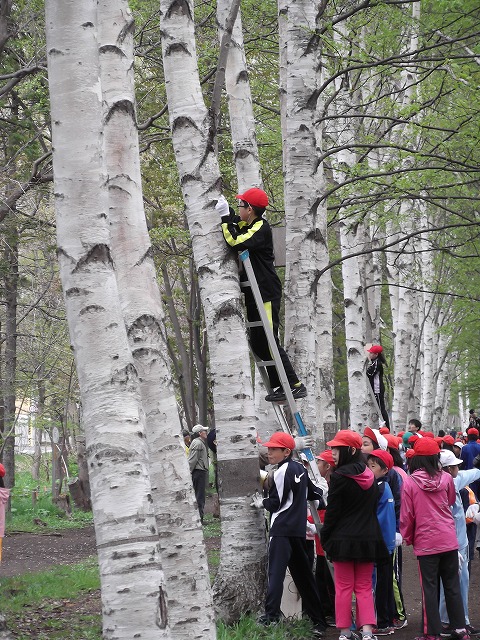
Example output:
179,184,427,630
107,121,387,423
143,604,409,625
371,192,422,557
321,430,389,640
365,345,390,430
253,431,326,635
309,450,337,625
400,438,468,640
366,450,398,635
438,450,480,635
0,464,9,562
216,190,307,403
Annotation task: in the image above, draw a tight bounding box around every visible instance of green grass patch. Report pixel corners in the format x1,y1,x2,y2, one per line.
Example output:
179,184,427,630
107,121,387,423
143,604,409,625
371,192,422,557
0,556,100,613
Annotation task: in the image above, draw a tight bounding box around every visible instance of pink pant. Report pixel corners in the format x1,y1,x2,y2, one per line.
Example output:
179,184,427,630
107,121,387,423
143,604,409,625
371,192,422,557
334,560,376,629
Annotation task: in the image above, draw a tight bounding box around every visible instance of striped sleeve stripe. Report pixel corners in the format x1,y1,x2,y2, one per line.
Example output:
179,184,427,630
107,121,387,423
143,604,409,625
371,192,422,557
222,219,263,247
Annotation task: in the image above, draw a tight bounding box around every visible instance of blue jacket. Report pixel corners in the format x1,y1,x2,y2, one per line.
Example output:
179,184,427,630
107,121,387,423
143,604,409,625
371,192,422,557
376,479,396,554
451,468,480,549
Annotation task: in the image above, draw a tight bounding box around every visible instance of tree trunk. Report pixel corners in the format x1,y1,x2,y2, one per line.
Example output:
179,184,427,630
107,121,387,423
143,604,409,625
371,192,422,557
160,0,267,620
45,1,170,637
279,0,335,442
2,223,18,488
97,1,215,636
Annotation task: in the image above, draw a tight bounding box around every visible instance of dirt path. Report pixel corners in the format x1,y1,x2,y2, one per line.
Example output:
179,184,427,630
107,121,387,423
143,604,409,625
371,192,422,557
1,526,97,577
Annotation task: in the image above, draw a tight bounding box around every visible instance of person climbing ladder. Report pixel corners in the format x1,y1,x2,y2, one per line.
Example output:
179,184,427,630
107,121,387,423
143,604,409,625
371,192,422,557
216,188,306,402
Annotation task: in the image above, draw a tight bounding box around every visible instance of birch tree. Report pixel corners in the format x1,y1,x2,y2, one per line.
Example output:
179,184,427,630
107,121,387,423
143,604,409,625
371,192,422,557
45,1,170,637
160,0,267,621
97,0,214,636
279,0,336,443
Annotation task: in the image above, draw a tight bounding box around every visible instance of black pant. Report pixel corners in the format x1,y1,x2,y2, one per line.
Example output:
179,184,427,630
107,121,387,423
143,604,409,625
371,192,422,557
315,555,335,618
374,392,390,430
191,469,207,523
375,554,395,628
265,536,326,628
246,299,299,390
417,550,465,636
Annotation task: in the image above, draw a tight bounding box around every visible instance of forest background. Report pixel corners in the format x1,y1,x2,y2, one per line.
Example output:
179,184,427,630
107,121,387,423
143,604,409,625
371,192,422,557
1,0,480,637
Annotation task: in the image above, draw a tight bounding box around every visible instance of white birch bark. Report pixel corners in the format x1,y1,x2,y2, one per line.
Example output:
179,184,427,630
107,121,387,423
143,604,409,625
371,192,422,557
329,17,370,431
217,1,261,191
160,0,267,621
278,0,335,440
386,224,416,428
97,1,215,636
45,2,170,637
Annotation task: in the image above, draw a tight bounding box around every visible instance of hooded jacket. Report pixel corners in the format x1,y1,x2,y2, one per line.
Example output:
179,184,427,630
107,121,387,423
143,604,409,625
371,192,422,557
400,469,457,556
320,461,388,562
0,487,10,537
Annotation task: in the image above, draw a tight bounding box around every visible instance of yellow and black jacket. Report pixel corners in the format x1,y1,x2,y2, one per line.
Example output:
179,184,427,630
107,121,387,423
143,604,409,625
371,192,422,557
220,213,282,303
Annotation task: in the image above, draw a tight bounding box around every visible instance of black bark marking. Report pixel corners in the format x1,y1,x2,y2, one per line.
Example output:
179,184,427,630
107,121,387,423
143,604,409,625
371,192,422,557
72,244,113,272
172,115,199,133
79,304,105,315
157,586,168,629
81,22,94,28
165,42,191,57
165,0,192,20
65,287,90,298
105,99,135,125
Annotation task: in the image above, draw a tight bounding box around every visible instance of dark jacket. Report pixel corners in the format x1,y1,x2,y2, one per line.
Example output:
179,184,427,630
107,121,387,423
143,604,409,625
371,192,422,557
262,457,325,537
320,461,388,562
366,358,385,396
221,213,282,303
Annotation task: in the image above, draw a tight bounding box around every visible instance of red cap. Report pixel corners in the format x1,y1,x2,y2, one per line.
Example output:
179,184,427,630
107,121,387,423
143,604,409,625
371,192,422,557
367,345,383,354
316,450,336,467
413,438,440,456
434,437,443,444
379,427,390,434
468,427,479,436
235,188,268,208
363,426,378,444
408,434,420,444
261,431,295,450
368,449,394,470
385,433,400,450
398,431,405,437
405,448,416,459
442,435,455,446
327,430,362,449
423,431,434,438
0,463,4,477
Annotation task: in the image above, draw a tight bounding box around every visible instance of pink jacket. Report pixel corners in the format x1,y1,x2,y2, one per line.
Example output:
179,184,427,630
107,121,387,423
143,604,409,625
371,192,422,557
0,487,10,537
400,469,457,556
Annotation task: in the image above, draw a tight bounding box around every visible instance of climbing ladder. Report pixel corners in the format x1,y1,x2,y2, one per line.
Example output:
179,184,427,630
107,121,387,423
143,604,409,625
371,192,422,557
239,249,325,522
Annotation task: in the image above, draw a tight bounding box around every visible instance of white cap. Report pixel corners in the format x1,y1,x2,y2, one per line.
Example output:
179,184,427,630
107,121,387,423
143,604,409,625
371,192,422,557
192,424,207,434
454,441,464,450
439,450,463,467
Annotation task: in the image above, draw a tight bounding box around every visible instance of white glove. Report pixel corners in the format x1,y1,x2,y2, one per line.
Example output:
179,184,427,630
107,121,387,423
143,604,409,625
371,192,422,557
465,503,479,519
215,195,229,217
250,492,265,508
395,532,403,547
458,551,465,573
259,470,269,486
306,521,317,536
294,435,314,450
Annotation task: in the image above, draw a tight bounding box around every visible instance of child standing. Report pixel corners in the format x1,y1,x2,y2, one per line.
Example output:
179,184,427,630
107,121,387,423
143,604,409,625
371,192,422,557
254,431,327,636
400,438,468,640
321,430,388,640
0,463,10,562
366,450,397,636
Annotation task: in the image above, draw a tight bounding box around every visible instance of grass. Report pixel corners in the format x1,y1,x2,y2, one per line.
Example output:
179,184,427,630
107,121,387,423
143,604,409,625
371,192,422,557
0,557,100,613
7,455,94,533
